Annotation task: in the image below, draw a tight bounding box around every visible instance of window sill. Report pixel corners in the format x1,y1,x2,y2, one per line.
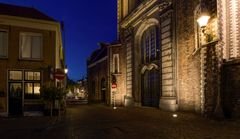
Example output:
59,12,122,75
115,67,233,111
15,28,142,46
19,58,43,62
188,40,219,59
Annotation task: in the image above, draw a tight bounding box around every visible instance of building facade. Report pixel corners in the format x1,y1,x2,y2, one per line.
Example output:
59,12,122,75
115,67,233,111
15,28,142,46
87,42,127,106
88,0,240,118
0,3,65,116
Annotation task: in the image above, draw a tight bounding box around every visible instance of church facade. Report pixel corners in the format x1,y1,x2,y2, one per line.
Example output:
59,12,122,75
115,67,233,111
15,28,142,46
88,0,240,118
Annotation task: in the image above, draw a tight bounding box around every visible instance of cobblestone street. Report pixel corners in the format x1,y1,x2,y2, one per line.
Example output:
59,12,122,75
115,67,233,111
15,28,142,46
0,104,240,139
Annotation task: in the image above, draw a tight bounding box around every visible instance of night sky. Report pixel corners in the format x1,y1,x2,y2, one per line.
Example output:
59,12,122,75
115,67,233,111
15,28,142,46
0,0,117,80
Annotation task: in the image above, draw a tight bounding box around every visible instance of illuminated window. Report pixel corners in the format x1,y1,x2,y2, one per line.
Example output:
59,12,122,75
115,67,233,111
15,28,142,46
0,30,8,58
9,71,23,80
24,71,41,99
24,83,41,99
25,71,41,81
113,54,120,73
20,32,42,59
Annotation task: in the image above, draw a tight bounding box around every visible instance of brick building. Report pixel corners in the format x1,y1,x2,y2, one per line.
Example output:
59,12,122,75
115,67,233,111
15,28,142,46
0,3,65,116
87,42,127,106
88,0,240,118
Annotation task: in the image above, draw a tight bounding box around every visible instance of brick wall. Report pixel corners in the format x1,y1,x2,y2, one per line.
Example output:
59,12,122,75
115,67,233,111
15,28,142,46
109,45,126,106
176,0,201,111
87,59,108,103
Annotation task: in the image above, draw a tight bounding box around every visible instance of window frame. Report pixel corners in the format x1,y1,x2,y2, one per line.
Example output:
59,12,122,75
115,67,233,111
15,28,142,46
24,71,41,81
141,26,158,64
24,70,42,99
9,70,23,81
24,82,41,99
19,32,43,60
0,29,8,58
113,54,120,74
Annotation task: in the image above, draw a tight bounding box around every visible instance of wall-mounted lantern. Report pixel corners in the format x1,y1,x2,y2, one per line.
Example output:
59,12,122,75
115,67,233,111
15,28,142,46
197,1,210,28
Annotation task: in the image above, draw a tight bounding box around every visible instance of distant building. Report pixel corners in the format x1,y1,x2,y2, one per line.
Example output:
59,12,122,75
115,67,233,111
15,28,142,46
89,0,240,118
0,3,65,116
87,42,127,105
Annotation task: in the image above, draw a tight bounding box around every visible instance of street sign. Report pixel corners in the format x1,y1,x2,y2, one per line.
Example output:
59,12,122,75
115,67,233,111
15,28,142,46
112,83,117,88
54,70,65,80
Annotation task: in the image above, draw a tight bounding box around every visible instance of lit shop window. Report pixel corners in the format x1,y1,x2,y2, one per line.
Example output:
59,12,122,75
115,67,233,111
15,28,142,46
24,71,41,99
24,83,41,99
25,71,41,81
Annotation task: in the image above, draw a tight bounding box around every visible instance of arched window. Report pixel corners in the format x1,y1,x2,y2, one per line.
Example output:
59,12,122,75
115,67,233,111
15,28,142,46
141,26,159,64
113,54,120,73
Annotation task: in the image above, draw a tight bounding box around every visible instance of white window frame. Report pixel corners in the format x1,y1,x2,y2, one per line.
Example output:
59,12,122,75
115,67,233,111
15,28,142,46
19,32,43,60
0,29,8,58
113,54,120,73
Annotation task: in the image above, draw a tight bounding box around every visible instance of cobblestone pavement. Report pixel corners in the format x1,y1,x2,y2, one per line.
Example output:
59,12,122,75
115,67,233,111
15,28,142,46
0,104,240,139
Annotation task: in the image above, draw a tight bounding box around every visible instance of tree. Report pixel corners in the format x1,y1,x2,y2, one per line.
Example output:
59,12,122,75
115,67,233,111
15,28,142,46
40,82,66,117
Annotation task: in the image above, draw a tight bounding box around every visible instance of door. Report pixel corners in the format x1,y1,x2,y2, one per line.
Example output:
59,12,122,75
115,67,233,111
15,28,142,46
141,69,160,107
101,78,106,103
222,63,240,118
9,83,23,116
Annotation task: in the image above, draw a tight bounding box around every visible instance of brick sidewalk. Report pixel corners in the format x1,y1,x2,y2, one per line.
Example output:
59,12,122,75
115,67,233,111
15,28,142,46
0,105,240,139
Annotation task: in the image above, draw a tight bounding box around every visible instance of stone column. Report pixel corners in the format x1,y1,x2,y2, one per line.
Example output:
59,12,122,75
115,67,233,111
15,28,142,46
159,11,178,111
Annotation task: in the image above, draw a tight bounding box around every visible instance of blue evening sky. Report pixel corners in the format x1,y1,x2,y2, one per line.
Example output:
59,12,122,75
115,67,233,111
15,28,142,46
0,0,117,80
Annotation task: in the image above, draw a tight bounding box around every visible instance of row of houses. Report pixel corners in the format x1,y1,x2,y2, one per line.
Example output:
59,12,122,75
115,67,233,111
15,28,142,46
87,0,240,118
0,3,66,116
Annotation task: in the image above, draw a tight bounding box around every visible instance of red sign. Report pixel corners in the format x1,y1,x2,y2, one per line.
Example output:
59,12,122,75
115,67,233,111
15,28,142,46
112,83,117,88
54,70,65,80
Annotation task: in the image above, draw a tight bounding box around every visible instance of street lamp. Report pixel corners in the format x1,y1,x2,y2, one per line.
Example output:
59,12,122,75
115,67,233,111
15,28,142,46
64,66,68,74
197,1,210,28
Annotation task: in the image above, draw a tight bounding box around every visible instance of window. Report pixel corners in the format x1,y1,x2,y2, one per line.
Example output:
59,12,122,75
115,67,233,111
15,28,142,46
24,83,41,99
24,71,41,99
25,71,41,81
20,33,42,59
9,71,23,80
141,26,159,63
113,54,120,73
0,30,8,58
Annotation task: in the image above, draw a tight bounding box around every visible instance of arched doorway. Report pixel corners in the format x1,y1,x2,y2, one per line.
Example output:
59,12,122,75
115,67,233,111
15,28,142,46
140,25,160,107
101,78,106,103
